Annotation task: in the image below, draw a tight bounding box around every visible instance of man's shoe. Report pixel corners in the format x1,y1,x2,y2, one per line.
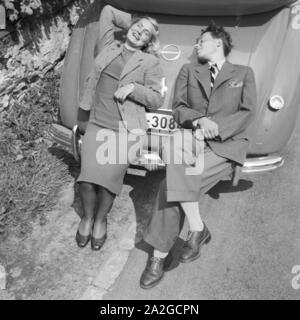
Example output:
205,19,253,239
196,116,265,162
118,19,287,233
140,256,165,289
179,224,211,263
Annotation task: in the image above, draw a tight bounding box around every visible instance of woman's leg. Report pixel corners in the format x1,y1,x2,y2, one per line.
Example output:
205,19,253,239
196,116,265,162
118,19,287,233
78,182,98,235
92,186,116,239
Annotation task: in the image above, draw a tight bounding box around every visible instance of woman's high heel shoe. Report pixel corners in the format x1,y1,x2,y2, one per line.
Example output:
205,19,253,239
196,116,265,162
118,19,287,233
91,217,107,251
75,218,94,248
75,230,91,248
91,234,107,251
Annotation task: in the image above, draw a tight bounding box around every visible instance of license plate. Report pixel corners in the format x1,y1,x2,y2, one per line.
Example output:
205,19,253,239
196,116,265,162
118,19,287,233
146,110,178,133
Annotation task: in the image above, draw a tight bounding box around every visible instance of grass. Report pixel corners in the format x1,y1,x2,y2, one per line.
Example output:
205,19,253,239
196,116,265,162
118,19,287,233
0,71,76,238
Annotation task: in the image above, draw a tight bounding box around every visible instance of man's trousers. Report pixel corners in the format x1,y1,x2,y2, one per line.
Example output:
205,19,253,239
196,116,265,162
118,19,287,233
143,130,233,253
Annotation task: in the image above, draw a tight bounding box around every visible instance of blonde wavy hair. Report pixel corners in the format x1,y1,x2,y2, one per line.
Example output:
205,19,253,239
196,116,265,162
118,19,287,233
128,16,160,57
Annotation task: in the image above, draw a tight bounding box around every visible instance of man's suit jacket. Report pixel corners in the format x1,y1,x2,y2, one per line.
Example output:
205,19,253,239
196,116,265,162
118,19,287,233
79,5,164,134
173,61,257,165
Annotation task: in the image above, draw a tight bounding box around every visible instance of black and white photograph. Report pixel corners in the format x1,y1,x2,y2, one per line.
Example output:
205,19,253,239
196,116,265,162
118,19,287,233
0,0,299,303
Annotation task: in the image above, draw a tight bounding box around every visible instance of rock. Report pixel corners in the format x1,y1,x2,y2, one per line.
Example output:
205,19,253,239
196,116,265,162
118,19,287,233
0,265,6,290
10,266,22,279
0,1,94,110
2,94,9,106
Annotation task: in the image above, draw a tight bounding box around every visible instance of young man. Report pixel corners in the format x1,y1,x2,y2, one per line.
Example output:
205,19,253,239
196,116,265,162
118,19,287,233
140,23,257,289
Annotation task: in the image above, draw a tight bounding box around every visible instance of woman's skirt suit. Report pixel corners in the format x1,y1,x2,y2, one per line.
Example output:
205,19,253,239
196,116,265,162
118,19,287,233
77,5,164,195
78,48,134,195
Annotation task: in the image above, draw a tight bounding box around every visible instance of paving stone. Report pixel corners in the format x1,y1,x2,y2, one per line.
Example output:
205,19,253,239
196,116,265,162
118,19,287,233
127,222,137,235
0,265,6,290
119,238,135,250
80,286,107,300
93,250,129,290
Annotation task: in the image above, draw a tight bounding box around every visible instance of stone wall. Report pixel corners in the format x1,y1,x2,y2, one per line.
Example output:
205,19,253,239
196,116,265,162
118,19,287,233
0,0,94,111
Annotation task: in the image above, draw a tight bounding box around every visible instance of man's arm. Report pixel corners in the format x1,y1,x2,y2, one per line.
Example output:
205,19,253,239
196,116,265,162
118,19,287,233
95,5,132,56
172,64,206,128
211,67,257,141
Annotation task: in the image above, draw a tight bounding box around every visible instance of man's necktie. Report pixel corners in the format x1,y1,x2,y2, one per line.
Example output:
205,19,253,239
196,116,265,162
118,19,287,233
210,64,219,88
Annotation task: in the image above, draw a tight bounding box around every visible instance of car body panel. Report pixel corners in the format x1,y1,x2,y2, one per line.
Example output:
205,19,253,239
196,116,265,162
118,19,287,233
57,0,300,173
108,0,296,16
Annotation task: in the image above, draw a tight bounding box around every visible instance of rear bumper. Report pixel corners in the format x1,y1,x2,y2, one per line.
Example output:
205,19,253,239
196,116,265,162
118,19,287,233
49,124,72,149
49,124,285,174
49,124,81,161
242,156,284,173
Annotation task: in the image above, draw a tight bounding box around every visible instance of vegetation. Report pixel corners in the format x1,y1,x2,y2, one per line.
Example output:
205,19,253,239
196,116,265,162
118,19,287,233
0,0,92,238
0,71,76,237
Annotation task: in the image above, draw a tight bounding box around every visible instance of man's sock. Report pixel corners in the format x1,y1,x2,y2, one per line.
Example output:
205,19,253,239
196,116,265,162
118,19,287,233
180,201,204,232
153,249,168,259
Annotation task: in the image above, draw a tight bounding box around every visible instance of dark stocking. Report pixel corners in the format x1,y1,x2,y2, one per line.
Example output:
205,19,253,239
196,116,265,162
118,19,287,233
92,186,116,238
78,182,97,236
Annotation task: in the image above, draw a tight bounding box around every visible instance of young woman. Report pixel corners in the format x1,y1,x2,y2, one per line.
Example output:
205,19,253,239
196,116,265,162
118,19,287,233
76,5,164,250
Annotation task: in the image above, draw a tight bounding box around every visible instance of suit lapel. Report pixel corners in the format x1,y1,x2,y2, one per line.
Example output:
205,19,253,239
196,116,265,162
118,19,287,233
120,50,144,80
212,61,235,94
194,64,211,100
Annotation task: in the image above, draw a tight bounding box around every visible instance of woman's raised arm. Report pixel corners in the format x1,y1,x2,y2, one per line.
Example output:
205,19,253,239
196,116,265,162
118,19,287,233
95,5,132,56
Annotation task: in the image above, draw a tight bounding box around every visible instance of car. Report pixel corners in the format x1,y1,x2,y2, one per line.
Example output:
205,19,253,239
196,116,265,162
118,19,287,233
50,0,300,179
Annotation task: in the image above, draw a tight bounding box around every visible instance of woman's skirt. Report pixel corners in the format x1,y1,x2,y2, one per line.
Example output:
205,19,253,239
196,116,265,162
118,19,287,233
77,123,146,195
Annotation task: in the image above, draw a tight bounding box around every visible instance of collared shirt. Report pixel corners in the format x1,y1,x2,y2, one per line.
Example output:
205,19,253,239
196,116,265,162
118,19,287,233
208,58,226,72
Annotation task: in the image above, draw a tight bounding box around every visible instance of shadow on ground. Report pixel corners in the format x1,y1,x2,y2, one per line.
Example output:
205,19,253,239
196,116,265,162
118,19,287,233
124,170,254,273
49,145,254,275
49,144,253,237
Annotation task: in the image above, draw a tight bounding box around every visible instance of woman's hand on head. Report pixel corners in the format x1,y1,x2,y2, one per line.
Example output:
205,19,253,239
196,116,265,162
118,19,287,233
114,84,135,103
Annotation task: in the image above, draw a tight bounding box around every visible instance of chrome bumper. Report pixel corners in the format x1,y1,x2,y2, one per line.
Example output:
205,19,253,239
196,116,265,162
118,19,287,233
49,124,285,174
49,124,82,161
49,124,72,149
242,156,284,173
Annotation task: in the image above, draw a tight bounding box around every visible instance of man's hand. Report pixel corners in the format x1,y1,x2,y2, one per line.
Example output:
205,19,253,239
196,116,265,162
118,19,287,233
114,84,135,103
193,128,204,141
144,162,159,171
198,117,219,140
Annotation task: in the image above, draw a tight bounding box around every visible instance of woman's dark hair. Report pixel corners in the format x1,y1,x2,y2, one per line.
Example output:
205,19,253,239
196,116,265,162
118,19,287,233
201,22,233,56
